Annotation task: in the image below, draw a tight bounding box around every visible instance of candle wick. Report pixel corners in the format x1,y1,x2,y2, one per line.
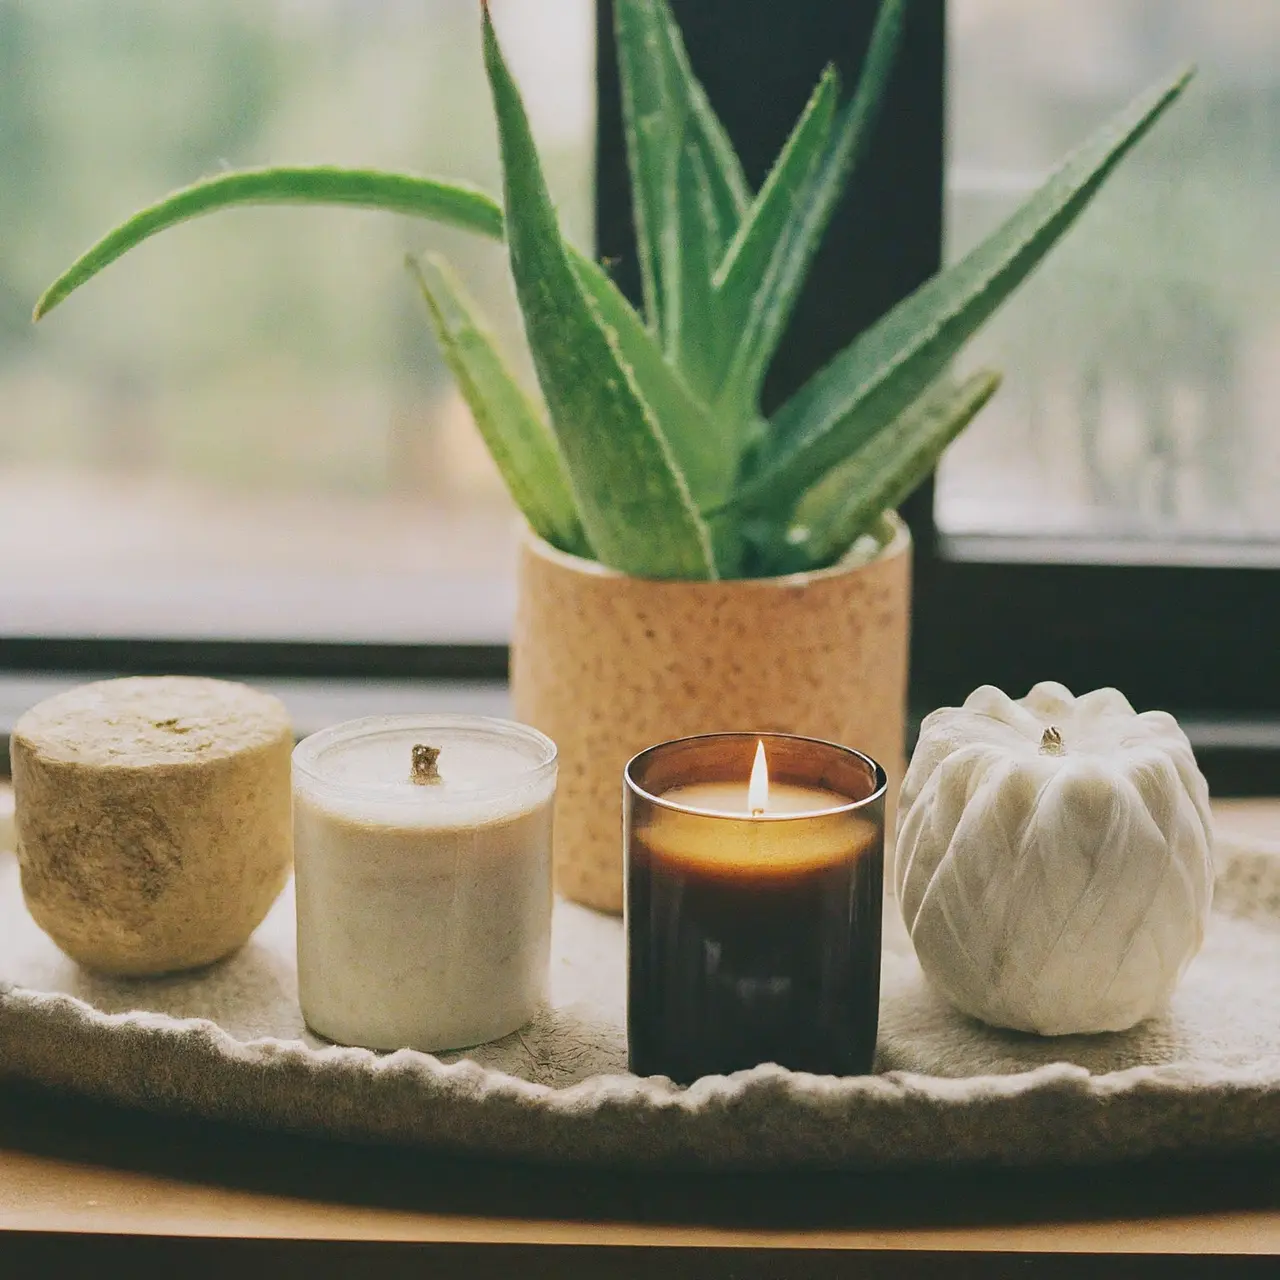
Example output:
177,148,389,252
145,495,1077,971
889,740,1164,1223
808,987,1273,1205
410,743,443,785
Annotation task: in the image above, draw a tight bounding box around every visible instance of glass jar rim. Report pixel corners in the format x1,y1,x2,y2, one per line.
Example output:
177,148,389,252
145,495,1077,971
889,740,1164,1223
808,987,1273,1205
293,713,557,806
624,731,886,821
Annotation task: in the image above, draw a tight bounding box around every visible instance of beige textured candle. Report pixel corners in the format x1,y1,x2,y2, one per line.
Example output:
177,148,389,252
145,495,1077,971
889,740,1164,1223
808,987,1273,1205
11,676,293,976
292,715,557,1053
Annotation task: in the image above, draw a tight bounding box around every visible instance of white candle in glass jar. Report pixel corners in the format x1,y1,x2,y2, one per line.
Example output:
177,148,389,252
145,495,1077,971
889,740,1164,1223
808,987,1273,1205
292,714,556,1053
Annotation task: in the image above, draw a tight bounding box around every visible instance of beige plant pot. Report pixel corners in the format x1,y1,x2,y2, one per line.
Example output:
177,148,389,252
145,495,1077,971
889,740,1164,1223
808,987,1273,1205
511,516,913,913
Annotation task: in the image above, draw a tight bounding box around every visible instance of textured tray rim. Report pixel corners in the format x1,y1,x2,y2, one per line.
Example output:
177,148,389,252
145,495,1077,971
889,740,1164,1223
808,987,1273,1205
2,834,1278,1171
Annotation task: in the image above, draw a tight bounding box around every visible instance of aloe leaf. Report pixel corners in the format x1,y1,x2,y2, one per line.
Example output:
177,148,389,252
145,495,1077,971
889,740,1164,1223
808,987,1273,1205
686,113,748,258
750,511,899,578
735,63,1195,515
789,370,1001,570
614,0,750,339
572,252,729,511
713,0,907,422
614,0,673,334
483,3,713,578
30,158,723,503
712,63,838,336
33,167,504,320
407,253,589,557
652,0,750,236
665,141,734,413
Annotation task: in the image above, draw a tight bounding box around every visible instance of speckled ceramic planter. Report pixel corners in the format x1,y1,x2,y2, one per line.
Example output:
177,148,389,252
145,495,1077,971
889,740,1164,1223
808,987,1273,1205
511,516,912,913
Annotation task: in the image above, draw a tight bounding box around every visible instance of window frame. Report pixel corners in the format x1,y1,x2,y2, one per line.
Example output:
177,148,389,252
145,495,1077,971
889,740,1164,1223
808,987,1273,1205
2,0,1276,795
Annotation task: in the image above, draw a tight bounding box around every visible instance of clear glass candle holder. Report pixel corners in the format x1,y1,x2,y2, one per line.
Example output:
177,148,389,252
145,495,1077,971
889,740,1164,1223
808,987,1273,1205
624,732,886,1083
292,713,557,1053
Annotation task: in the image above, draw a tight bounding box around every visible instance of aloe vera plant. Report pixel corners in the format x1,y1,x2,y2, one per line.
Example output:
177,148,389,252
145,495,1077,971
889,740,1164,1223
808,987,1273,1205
34,0,1192,581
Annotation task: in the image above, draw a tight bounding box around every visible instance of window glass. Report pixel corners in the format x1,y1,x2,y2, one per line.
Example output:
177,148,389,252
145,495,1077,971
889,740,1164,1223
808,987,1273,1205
941,0,1279,561
0,0,594,640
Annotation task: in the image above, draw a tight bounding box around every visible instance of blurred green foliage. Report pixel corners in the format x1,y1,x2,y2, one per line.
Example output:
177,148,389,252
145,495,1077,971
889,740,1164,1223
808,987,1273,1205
0,0,592,494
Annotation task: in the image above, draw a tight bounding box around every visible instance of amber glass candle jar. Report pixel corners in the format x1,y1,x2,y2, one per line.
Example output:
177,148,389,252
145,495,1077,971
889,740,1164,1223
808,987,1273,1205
624,733,885,1084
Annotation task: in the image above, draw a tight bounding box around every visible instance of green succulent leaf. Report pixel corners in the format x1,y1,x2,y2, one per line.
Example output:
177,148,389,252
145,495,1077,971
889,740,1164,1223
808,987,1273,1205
713,0,907,424
787,369,1001,571
665,141,734,413
614,0,672,333
614,0,750,340
572,252,730,513
29,159,724,507
653,0,750,243
735,63,1195,516
711,63,838,361
483,3,714,578
33,167,504,320
406,252,588,558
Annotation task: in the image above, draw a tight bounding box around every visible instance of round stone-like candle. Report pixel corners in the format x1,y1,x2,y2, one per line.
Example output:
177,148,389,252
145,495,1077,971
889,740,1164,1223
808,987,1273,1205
625,733,885,1083
292,714,556,1053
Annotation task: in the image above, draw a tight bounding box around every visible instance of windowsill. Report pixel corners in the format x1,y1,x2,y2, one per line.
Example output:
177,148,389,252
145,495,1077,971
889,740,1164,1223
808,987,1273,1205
940,532,1280,570
2,672,1278,794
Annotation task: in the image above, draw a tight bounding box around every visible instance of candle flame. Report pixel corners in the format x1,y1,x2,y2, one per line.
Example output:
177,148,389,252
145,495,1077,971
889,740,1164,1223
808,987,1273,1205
748,740,769,816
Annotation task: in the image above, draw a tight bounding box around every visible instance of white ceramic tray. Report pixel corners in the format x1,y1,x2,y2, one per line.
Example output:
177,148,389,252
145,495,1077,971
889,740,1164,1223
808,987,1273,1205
2,836,1278,1170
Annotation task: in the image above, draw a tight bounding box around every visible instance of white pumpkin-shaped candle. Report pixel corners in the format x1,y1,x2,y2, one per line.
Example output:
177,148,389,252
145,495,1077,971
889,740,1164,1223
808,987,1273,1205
895,682,1214,1035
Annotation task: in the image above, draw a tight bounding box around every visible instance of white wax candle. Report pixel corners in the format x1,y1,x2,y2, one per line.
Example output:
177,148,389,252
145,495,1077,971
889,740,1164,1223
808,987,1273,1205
292,714,556,1053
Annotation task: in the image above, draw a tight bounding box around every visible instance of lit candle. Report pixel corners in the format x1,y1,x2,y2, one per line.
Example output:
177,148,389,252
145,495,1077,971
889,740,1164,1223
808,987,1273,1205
625,733,885,1083
292,714,556,1053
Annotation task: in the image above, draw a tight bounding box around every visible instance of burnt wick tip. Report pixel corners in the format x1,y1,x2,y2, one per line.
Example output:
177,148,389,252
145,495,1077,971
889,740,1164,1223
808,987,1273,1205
411,743,443,785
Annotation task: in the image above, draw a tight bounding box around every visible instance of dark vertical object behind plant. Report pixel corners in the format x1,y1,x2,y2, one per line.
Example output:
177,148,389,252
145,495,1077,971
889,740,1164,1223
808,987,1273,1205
595,0,946,421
